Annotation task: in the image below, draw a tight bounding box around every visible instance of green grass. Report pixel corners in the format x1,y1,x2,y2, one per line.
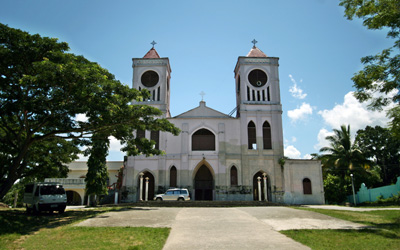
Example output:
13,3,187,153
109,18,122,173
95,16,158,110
21,226,169,250
0,207,169,250
282,208,400,250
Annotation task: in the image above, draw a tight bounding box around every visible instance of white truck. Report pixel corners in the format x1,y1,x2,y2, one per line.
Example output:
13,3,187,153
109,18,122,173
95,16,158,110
23,182,67,214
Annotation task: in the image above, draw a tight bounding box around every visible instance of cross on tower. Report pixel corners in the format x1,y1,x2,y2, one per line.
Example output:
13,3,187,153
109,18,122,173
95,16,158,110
151,40,157,48
200,91,206,101
251,39,258,47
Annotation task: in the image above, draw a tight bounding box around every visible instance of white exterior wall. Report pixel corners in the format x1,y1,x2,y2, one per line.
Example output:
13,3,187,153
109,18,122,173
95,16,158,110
283,159,325,205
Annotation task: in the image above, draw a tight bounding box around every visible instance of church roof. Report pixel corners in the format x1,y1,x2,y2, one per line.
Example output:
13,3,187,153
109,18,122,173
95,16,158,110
174,101,232,119
143,48,160,58
246,46,267,57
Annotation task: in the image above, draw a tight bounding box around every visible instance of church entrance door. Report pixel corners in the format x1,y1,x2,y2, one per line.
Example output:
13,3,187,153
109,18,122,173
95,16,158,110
137,171,155,201
253,171,270,201
194,165,213,200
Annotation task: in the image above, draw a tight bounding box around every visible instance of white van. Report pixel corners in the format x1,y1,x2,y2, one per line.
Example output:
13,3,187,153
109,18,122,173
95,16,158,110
23,182,67,214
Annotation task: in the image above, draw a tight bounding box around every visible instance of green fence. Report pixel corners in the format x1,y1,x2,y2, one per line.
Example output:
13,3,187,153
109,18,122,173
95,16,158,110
348,176,400,204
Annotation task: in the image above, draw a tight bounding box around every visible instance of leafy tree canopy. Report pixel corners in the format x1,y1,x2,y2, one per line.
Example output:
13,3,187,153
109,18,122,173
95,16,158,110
0,23,180,199
355,125,400,185
339,0,400,106
339,0,400,133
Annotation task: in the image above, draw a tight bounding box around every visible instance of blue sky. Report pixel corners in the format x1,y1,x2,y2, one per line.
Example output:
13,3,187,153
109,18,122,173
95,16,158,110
1,0,395,160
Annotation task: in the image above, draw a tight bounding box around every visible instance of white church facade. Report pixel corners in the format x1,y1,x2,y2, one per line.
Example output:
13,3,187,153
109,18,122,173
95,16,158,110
119,43,325,204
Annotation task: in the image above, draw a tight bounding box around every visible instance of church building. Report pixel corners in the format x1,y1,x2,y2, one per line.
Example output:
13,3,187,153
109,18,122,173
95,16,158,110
121,42,325,204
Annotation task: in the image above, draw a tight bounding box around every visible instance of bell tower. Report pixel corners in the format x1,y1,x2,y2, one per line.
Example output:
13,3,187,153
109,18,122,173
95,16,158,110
132,42,171,118
234,40,283,154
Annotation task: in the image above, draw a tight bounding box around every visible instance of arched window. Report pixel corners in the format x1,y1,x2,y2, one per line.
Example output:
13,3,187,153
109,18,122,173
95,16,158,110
230,166,238,186
303,178,312,194
150,131,160,150
192,129,215,151
170,166,177,187
248,121,256,149
263,121,272,149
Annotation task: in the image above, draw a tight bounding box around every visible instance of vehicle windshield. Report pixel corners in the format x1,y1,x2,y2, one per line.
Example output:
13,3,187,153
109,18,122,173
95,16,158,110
40,185,65,195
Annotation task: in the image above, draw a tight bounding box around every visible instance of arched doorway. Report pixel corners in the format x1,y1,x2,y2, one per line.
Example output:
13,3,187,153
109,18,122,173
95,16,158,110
253,171,271,201
194,165,213,200
66,190,82,205
137,171,155,201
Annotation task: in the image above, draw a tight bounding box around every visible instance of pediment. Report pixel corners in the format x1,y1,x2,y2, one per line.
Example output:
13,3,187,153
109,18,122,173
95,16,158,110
174,101,231,118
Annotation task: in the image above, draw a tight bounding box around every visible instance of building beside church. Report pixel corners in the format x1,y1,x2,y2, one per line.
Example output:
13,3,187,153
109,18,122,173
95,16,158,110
119,43,325,204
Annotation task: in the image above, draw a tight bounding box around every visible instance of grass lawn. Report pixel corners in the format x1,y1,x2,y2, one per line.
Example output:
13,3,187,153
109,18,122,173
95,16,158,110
0,207,169,250
282,208,400,250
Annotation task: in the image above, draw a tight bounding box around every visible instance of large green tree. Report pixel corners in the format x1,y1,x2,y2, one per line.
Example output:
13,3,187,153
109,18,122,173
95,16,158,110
339,0,400,134
0,23,180,199
319,125,378,202
355,125,400,185
320,125,371,177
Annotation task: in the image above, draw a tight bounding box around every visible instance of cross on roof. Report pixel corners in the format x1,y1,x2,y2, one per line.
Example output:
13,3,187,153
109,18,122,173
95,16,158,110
200,91,206,101
151,40,157,48
251,39,258,47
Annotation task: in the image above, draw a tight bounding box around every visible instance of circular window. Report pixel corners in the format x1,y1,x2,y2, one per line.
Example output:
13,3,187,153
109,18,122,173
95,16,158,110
248,69,268,87
141,70,159,87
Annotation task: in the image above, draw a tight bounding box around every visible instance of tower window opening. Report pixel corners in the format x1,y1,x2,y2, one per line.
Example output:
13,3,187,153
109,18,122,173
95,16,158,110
267,86,270,101
263,121,272,149
262,90,266,101
257,91,260,101
248,121,256,150
247,86,250,101
157,86,161,101
252,90,255,101
150,130,160,150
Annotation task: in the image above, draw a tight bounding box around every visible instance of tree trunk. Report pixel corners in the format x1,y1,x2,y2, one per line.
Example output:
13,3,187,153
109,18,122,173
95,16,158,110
0,177,18,200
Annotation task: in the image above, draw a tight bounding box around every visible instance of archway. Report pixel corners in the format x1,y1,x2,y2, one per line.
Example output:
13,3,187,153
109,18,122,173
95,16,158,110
137,171,155,201
253,171,271,201
66,190,82,205
194,165,213,200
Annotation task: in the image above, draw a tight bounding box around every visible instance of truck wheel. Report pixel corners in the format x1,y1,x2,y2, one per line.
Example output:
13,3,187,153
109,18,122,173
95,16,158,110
178,197,184,201
59,208,65,214
156,198,162,202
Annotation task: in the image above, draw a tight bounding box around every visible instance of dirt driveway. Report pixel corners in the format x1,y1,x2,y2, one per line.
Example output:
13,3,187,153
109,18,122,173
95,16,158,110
76,206,367,250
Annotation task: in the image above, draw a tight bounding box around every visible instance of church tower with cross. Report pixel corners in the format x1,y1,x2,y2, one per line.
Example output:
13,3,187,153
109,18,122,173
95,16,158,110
118,41,325,204
132,41,172,118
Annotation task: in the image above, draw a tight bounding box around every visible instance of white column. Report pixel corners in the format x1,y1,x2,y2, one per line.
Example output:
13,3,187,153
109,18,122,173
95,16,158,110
145,177,149,201
257,176,262,201
139,173,144,201
114,192,118,205
263,173,268,202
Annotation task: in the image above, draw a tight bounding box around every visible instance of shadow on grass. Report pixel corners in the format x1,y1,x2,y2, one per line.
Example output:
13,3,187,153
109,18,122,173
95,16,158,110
0,207,126,237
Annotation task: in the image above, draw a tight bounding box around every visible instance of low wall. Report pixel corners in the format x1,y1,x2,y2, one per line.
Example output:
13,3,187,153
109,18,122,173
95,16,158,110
348,176,400,204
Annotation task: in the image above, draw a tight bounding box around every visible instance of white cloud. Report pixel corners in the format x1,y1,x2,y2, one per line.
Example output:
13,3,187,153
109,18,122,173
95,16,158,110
288,102,313,122
289,74,307,99
291,136,297,143
109,136,123,152
284,145,301,158
318,91,395,132
314,128,334,150
303,154,313,159
75,114,88,122
77,136,123,161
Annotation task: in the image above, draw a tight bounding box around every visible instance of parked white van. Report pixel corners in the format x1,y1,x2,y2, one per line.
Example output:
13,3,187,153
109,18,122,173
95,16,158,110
23,182,67,214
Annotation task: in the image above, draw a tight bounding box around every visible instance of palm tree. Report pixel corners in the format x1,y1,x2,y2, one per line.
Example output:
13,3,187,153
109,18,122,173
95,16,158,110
320,125,370,179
